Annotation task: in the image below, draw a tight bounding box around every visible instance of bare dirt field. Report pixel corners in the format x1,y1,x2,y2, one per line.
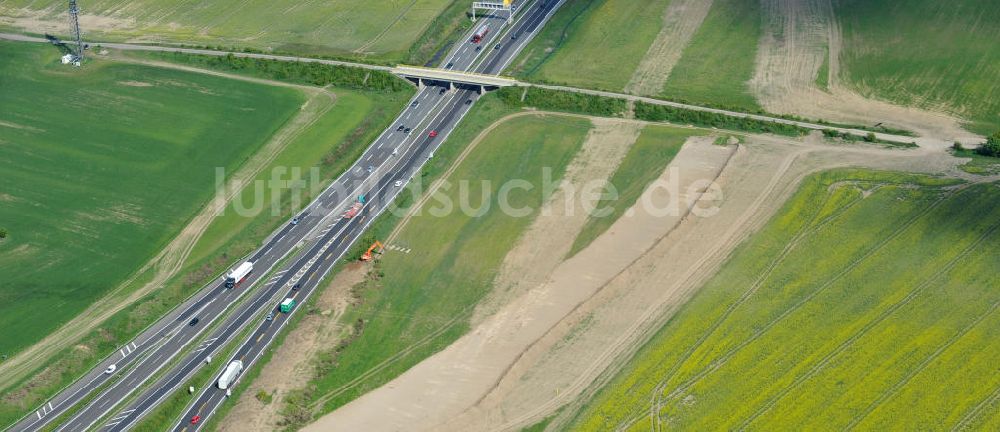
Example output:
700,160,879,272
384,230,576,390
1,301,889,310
220,262,367,432
748,0,979,143
625,0,714,97
301,110,986,431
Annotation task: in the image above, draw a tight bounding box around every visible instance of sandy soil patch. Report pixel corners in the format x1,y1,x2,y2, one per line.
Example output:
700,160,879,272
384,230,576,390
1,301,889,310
303,129,736,432
220,263,367,432
749,0,978,142
624,0,714,97
472,117,642,323
0,61,335,391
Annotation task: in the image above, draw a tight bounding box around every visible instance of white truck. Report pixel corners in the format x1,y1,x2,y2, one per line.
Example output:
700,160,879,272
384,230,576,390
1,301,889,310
224,262,253,288
217,360,244,390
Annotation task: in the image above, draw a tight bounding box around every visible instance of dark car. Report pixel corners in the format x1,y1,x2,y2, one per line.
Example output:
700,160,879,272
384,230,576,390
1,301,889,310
465,99,473,105
446,62,454,69
293,283,301,290
494,43,501,50
410,101,419,108
439,88,447,95
404,127,412,134
476,46,482,52
188,317,199,326
511,34,518,40
397,125,405,132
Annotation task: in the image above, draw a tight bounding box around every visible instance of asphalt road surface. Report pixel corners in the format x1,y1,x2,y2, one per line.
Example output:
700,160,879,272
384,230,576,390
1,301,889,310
7,1,564,431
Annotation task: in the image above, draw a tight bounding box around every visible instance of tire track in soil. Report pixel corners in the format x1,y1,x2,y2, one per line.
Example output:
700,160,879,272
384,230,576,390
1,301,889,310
848,301,1000,431
641,174,857,426
952,377,1000,431
655,188,956,415
737,217,1000,430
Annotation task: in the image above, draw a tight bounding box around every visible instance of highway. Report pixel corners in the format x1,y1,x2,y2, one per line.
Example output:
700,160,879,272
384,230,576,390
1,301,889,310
6,1,564,431
170,2,565,430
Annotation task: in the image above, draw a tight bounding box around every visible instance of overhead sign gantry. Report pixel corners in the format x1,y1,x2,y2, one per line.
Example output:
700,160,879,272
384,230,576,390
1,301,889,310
472,0,517,25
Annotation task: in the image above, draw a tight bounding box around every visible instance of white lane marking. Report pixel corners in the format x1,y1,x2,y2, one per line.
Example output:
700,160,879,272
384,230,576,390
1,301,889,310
48,402,53,411
119,349,125,359
37,411,42,420
105,22,488,430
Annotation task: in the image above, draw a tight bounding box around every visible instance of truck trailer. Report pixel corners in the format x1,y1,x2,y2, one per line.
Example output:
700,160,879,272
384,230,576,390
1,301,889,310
471,25,490,43
224,262,253,288
217,360,244,390
280,298,296,313
344,202,363,219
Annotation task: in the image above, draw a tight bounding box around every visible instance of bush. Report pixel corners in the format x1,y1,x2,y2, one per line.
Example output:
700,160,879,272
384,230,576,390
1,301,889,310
634,102,809,136
255,389,273,404
952,141,965,151
0,228,6,239
976,131,1000,157
494,87,627,117
160,52,408,92
865,132,877,142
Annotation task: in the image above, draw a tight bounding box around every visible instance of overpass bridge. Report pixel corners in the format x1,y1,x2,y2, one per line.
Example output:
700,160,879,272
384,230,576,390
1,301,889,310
391,65,519,93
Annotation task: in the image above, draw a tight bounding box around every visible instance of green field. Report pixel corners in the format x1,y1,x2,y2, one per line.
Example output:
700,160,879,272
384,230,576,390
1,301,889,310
512,0,762,112
511,0,671,91
0,0,455,61
0,41,304,356
567,124,703,257
277,109,591,425
0,46,410,425
835,0,1000,135
570,169,1000,431
658,0,761,111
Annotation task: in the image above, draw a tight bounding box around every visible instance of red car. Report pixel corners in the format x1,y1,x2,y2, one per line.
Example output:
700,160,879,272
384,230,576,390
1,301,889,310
191,415,201,424
428,130,438,138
